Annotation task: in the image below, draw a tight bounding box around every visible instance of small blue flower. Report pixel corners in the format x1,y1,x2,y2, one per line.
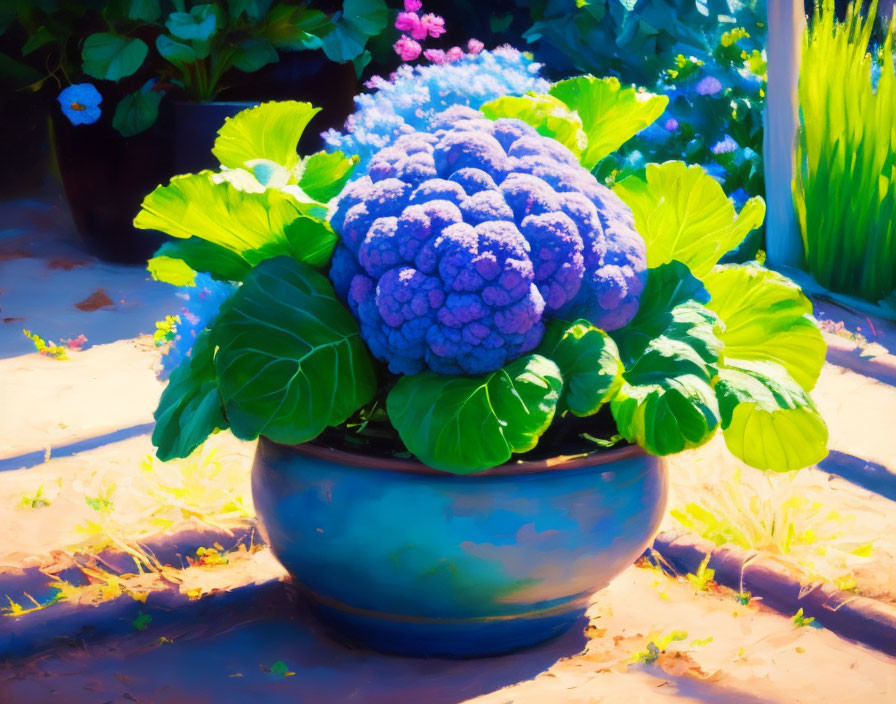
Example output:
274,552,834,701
711,134,738,155
58,83,102,125
664,118,679,132
695,75,723,96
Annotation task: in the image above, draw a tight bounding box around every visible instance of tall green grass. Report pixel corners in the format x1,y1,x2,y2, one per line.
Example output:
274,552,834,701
795,0,896,302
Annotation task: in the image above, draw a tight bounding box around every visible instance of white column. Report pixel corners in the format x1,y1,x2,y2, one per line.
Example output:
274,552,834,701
764,0,806,267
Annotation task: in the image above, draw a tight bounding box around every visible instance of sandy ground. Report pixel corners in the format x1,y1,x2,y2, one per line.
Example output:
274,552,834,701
2,196,896,701
0,193,182,360
0,338,894,701
468,565,896,703
1,557,893,703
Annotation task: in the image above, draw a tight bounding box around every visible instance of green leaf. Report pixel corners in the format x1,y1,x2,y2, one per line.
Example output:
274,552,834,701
128,0,161,22
22,26,54,56
549,75,668,169
608,263,723,456
280,215,339,268
0,50,44,89
211,257,377,444
320,0,388,63
537,319,623,416
610,261,713,367
134,173,336,267
212,101,319,172
231,38,279,73
611,333,721,456
149,238,252,283
147,254,197,286
153,330,229,461
81,33,148,82
702,264,825,391
264,5,331,50
613,161,766,279
227,0,253,17
156,34,203,64
481,93,587,157
714,359,828,471
386,355,563,474
297,151,356,202
166,5,218,42
112,88,161,137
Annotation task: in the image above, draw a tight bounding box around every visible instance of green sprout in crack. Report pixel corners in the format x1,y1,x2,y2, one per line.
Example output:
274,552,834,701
792,608,822,629
132,609,152,631
630,630,688,664
20,486,50,509
263,660,295,678
686,555,716,592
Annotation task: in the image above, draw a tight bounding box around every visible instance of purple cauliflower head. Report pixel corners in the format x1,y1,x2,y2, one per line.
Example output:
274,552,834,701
329,106,647,376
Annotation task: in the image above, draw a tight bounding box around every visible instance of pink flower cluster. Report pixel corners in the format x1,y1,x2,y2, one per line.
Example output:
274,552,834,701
392,0,483,64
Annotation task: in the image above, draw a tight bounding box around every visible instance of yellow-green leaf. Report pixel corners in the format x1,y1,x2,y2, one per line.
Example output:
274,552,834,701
212,101,319,172
549,75,668,169
613,161,766,279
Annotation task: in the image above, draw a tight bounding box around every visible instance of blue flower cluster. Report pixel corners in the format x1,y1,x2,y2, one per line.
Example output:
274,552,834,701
329,107,647,376
606,27,767,209
322,47,548,177
157,273,236,379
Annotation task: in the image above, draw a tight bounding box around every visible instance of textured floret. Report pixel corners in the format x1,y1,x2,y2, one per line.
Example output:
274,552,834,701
328,109,647,375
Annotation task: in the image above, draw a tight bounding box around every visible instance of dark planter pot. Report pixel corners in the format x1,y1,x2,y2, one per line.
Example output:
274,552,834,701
173,101,258,175
51,104,174,264
53,52,357,265
252,439,668,658
0,91,50,200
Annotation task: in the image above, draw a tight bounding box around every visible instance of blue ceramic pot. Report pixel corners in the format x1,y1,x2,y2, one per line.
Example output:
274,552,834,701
252,439,667,658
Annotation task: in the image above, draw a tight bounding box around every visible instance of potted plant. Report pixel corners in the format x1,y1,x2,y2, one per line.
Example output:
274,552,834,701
138,79,828,656
0,0,387,262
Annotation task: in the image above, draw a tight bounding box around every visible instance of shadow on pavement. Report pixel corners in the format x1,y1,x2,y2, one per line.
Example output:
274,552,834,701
0,580,589,704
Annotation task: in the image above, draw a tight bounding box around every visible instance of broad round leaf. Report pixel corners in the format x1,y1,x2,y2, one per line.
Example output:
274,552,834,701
703,264,825,391
264,5,331,50
387,355,563,474
231,38,279,73
128,0,161,22
481,93,588,157
320,0,389,63
549,75,668,169
134,173,336,268
297,151,356,202
147,255,197,287
610,261,715,367
149,238,252,284
613,161,766,279
611,337,721,456
81,33,148,82
715,359,828,471
212,101,319,172
166,5,218,42
538,319,623,416
156,34,201,64
153,331,228,461
212,257,377,445
112,88,161,137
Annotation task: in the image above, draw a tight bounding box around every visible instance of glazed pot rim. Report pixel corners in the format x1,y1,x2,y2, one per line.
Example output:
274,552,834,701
261,437,649,477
